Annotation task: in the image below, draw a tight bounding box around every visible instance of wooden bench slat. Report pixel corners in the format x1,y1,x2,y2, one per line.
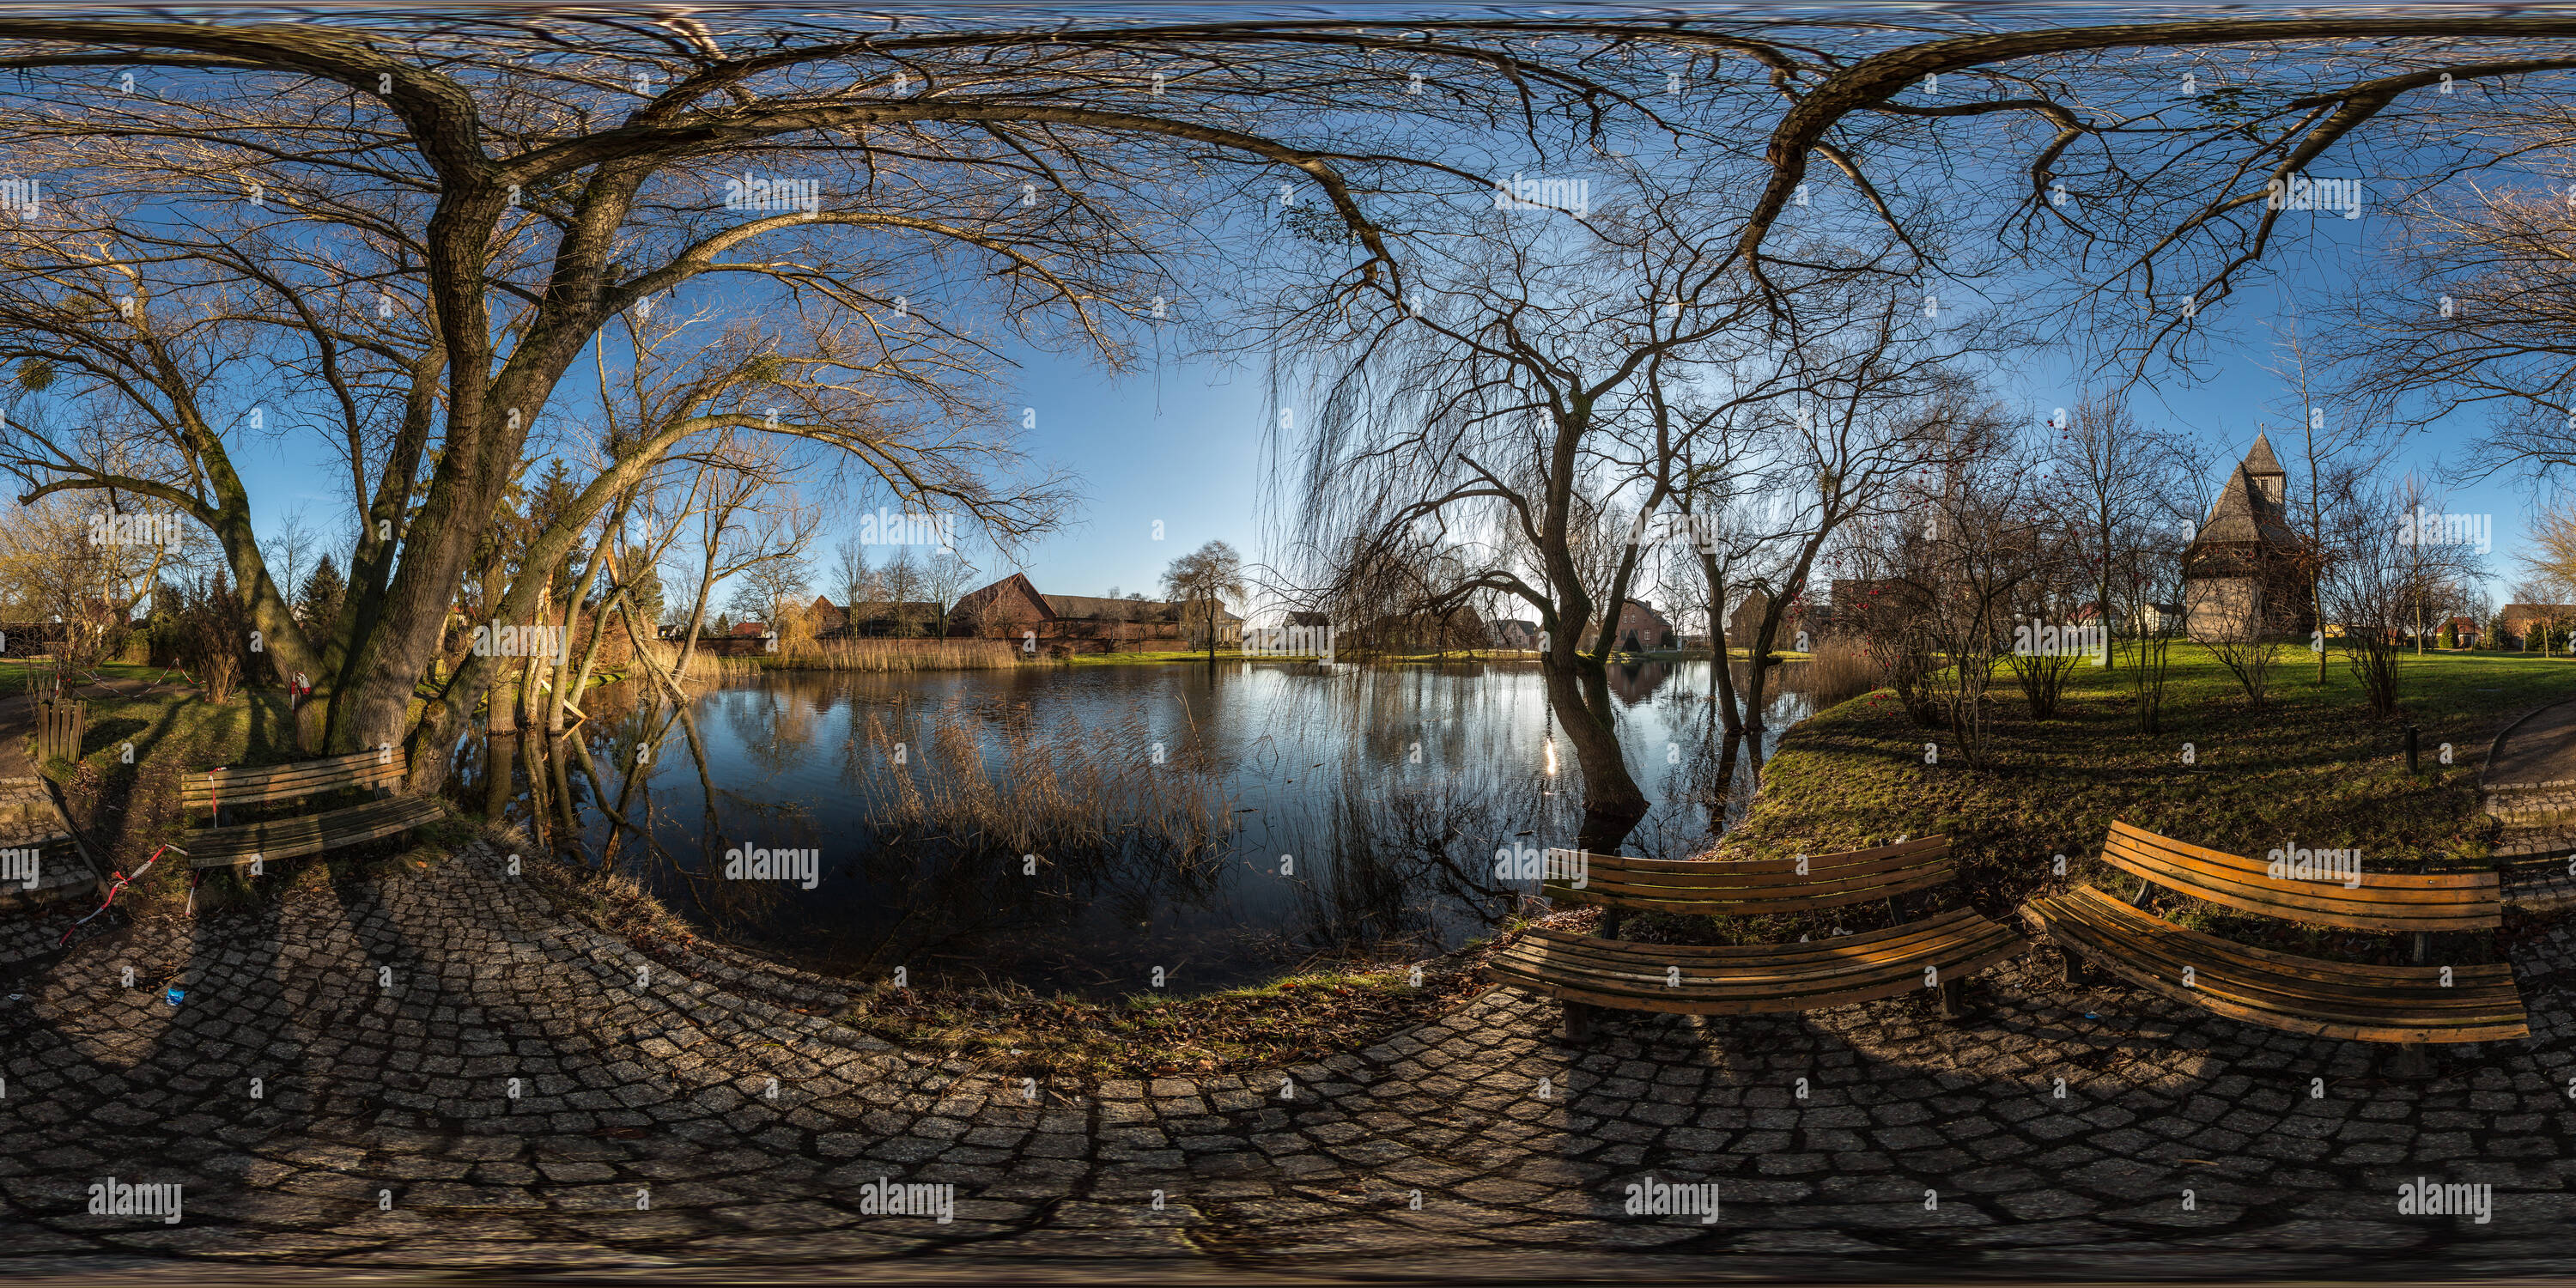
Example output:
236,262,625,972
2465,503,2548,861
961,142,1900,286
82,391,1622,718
2102,820,2500,933
187,796,447,869
2038,884,2518,999
1489,908,2027,1016
1569,852,1953,893
185,762,404,793
2036,892,2528,1042
1551,837,1954,914
184,749,398,783
1508,907,1992,974
182,750,408,804
2111,822,2497,890
2028,885,2527,1043
1551,866,1950,915
2041,897,2518,1026
1498,933,2005,1001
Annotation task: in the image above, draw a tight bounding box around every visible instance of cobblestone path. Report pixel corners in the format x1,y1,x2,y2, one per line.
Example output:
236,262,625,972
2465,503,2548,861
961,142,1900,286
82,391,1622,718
5,841,2576,1280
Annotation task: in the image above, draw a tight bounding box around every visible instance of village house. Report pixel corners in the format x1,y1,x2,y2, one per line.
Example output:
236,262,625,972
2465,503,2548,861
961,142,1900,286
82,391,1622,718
2494,604,2576,651
946,573,1241,653
1586,598,1675,653
1726,590,1806,649
808,593,945,639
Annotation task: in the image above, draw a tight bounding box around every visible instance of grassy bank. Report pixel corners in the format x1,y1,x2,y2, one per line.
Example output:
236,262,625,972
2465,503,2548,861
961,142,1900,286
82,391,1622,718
1631,645,2576,963
520,830,1499,1081
0,659,173,700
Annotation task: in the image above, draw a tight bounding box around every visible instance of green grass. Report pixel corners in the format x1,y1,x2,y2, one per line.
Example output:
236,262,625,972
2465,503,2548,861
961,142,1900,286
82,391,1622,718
0,660,172,701
1627,644,2576,962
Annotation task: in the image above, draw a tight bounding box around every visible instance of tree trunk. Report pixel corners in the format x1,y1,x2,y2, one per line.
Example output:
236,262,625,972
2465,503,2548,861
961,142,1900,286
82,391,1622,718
1696,551,1742,736
1545,655,1649,854
550,508,625,731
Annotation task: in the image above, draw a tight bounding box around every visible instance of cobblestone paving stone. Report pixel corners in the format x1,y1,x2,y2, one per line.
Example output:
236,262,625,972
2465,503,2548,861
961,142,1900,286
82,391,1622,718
5,841,2576,1279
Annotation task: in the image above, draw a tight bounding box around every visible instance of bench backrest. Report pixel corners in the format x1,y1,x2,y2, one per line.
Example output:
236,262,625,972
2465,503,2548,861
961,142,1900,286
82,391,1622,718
2102,820,2500,933
1544,835,1952,915
182,749,409,811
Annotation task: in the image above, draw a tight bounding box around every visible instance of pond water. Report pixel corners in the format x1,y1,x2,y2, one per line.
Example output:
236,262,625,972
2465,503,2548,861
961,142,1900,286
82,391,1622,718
451,659,1815,998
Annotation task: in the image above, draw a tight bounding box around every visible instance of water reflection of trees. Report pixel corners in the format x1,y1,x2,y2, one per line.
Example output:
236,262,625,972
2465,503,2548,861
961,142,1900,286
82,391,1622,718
449,659,1828,995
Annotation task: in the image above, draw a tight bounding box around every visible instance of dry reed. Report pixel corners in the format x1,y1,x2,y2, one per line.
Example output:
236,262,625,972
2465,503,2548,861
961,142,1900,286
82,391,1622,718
857,704,1236,862
769,638,1036,672
1789,635,1886,710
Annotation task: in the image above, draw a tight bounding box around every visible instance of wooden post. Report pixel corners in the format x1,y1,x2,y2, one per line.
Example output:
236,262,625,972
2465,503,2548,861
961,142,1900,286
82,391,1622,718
1561,1000,1595,1043
34,699,82,762
1939,975,1966,1018
2389,1042,2433,1080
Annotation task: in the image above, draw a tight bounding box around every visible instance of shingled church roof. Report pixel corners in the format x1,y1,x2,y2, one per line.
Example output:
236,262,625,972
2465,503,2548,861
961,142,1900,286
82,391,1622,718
2190,434,2300,550
2239,430,2284,477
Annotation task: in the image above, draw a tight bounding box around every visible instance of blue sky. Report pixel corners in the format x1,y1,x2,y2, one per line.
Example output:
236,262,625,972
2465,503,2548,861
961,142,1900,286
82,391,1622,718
222,290,2537,624
216,175,2550,627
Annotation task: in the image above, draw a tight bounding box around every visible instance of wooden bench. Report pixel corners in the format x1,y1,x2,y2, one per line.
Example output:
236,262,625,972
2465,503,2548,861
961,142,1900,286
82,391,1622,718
180,749,445,871
2025,821,2528,1050
1487,836,2030,1040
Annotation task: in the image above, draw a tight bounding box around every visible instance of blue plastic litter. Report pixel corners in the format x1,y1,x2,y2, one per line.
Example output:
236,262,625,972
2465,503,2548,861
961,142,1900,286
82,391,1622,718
165,987,185,1005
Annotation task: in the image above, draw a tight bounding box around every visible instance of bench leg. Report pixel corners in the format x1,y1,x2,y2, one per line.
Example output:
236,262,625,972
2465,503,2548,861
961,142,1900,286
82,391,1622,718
1561,1000,1595,1043
2063,951,2088,987
1938,975,1967,1018
2387,1042,2434,1081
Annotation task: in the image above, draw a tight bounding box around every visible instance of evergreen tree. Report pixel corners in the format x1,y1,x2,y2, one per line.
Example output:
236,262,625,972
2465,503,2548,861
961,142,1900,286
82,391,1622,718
296,552,347,634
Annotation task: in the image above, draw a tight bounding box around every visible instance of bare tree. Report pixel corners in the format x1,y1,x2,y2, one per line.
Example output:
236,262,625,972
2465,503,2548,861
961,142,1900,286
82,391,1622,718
920,550,980,639
878,549,926,638
1162,540,1246,664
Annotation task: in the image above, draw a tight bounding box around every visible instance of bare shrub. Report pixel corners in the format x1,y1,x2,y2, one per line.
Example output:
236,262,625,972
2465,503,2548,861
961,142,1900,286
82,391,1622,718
174,574,246,704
